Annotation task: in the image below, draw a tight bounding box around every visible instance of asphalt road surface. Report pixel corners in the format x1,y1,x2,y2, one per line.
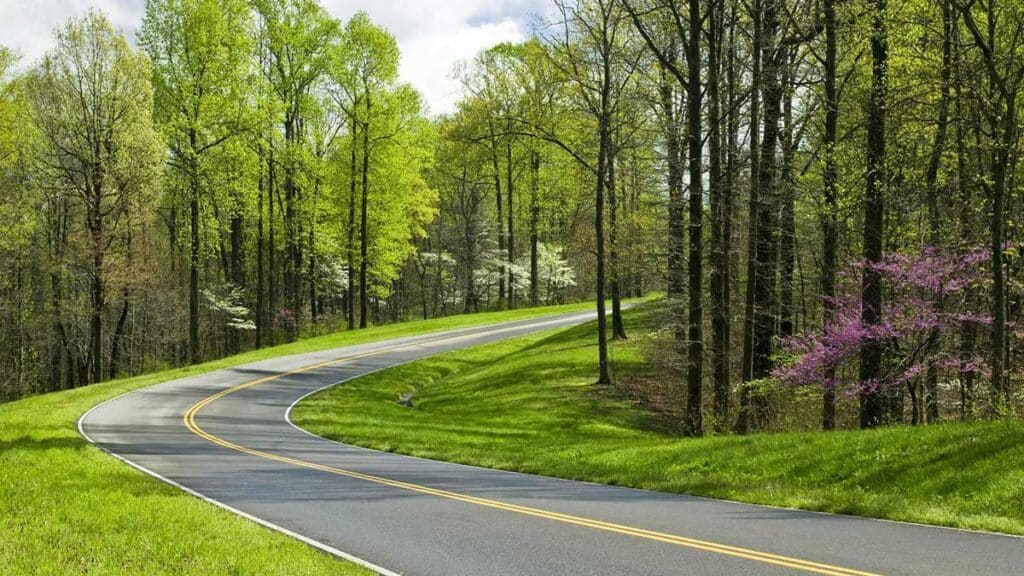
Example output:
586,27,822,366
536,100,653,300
79,310,1023,576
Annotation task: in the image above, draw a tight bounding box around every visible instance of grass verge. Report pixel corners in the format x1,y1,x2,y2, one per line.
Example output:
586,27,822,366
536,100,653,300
293,301,1024,536
0,301,595,575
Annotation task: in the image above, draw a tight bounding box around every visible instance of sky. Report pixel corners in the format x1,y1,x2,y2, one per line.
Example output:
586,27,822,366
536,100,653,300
0,0,548,115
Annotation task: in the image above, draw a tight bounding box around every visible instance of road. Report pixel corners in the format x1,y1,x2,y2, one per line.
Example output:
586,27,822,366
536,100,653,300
79,310,1023,576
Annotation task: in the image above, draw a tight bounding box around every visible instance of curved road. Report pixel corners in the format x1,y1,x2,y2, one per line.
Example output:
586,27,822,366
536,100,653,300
80,311,1022,576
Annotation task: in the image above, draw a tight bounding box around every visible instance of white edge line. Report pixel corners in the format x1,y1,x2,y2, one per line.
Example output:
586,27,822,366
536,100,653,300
282,316,1024,543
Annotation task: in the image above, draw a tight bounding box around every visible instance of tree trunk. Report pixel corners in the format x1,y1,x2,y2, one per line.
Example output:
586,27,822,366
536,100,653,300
347,115,358,330
359,95,372,329
490,125,505,309
709,0,730,432
506,140,516,309
256,144,266,349
229,206,244,354
189,130,201,365
990,126,1010,408
268,146,278,345
860,0,888,429
683,0,704,436
529,151,541,306
109,292,129,379
595,87,611,386
821,0,839,430
283,115,300,341
309,224,317,326
49,270,66,389
660,46,685,302
923,0,952,423
89,227,104,384
953,39,976,418
749,0,781,431
779,46,796,340
609,138,627,340
738,0,762,433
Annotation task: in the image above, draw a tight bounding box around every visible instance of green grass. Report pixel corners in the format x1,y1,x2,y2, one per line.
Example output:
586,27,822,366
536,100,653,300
294,302,1024,536
0,301,596,575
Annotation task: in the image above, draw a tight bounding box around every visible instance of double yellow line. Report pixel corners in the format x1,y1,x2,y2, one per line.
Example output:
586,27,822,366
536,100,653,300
183,323,881,576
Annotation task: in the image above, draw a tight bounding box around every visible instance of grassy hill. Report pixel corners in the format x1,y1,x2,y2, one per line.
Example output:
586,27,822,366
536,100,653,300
294,301,1024,536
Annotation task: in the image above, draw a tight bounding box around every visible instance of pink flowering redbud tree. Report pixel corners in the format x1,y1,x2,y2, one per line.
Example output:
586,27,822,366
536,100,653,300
774,247,991,420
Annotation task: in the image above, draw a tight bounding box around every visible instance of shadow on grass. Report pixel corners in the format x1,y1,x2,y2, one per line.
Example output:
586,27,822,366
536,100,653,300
0,435,86,453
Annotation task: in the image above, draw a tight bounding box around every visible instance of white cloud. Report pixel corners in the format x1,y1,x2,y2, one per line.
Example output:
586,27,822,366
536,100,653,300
0,0,545,115
0,1,144,61
397,19,525,116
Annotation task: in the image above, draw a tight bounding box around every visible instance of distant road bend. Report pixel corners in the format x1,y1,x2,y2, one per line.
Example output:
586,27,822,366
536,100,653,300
79,310,1023,576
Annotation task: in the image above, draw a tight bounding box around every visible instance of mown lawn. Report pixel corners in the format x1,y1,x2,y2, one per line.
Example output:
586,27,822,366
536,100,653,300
294,302,1024,536
0,301,595,575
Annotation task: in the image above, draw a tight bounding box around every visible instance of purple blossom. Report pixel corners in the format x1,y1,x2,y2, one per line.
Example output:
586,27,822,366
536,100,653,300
775,246,991,395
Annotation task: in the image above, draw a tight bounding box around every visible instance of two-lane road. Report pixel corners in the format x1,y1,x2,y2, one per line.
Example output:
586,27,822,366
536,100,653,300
79,311,1023,575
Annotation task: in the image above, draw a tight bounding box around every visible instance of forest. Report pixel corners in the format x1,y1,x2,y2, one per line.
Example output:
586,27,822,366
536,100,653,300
0,0,1021,436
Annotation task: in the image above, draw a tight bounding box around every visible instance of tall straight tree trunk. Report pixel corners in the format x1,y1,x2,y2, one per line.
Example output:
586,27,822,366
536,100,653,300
188,142,200,365
821,0,839,430
779,46,796,340
110,231,132,379
990,117,1012,408
268,146,277,346
256,145,266,349
48,203,68,389
659,46,685,301
506,140,516,309
283,115,301,342
683,0,705,436
110,291,129,379
490,125,505,308
923,0,953,423
953,34,976,417
308,214,317,325
359,95,372,329
347,115,358,330
709,0,730,431
860,0,888,429
89,213,104,384
720,1,739,431
529,151,541,306
738,0,762,433
216,209,230,282
229,205,244,353
230,213,244,287
595,55,612,386
609,138,627,340
748,0,781,431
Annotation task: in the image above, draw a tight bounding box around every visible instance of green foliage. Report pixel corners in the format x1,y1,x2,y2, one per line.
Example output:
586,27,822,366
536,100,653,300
255,0,340,112
0,49,36,255
140,0,257,150
27,11,163,210
340,10,399,94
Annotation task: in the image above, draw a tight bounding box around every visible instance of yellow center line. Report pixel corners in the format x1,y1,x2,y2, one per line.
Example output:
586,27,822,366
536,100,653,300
182,322,882,576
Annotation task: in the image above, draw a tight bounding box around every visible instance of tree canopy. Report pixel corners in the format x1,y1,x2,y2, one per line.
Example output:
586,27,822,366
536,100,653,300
2,0,1023,437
